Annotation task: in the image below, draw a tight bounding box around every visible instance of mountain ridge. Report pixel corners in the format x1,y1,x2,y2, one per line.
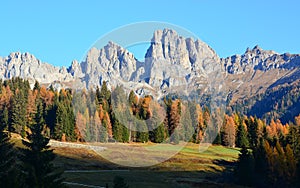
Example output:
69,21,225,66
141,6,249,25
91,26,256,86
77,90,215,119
0,29,299,102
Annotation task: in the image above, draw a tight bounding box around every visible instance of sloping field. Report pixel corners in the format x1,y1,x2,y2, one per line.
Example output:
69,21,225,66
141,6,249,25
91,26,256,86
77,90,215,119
11,135,241,187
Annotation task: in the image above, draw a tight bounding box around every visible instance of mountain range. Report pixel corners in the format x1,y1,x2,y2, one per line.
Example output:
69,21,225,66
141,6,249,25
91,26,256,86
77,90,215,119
1,29,300,122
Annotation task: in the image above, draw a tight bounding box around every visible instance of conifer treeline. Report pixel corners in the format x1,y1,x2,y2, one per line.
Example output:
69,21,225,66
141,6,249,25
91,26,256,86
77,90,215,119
0,78,75,141
235,114,300,187
0,78,65,187
0,77,299,146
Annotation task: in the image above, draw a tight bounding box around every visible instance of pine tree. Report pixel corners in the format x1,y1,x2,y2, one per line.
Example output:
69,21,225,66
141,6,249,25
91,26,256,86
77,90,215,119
0,114,21,187
252,139,269,187
11,88,27,136
153,123,165,143
246,117,259,148
236,146,255,186
99,81,111,112
136,121,149,143
54,90,76,141
122,124,129,143
181,103,194,142
236,123,249,148
54,102,65,140
20,99,65,188
112,115,123,142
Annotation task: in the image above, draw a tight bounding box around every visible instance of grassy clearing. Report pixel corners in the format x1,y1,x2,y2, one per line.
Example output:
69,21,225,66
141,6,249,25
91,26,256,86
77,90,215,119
11,135,241,187
56,142,240,187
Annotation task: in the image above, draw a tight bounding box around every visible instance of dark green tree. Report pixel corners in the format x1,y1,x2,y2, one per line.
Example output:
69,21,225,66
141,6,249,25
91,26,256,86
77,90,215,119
153,123,165,143
46,99,58,138
136,121,149,143
181,103,194,142
111,115,124,142
252,139,269,187
236,123,249,148
122,124,129,143
54,102,65,140
20,99,65,188
0,114,22,187
246,117,259,148
11,89,27,136
99,81,111,112
54,90,76,141
236,146,255,186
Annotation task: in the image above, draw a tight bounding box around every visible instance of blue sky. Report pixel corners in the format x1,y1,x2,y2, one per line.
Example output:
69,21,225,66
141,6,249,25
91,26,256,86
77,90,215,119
0,0,299,67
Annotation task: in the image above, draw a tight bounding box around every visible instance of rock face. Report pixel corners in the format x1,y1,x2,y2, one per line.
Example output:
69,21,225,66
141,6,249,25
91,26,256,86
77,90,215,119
80,41,139,89
68,60,83,78
78,29,222,97
0,52,73,86
142,29,221,90
222,45,300,74
0,28,300,102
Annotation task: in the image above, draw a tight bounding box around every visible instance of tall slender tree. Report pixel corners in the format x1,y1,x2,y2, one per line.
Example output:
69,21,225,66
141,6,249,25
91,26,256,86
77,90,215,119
236,146,255,186
236,120,249,148
11,88,27,136
0,114,21,187
21,99,65,188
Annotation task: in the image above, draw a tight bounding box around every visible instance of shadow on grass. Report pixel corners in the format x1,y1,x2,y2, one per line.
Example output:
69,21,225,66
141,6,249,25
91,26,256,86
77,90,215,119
53,149,240,188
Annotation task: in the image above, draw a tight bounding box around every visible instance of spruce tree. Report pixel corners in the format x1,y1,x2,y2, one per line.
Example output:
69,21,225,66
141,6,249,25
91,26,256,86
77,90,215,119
236,146,254,186
0,115,21,187
99,81,111,112
236,123,249,148
122,124,129,143
246,117,259,148
112,115,123,142
54,90,76,141
11,89,27,136
21,99,65,188
153,123,165,143
54,102,65,140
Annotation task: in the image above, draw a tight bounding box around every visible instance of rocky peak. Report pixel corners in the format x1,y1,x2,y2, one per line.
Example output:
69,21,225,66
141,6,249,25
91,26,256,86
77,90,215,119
2,28,299,101
143,29,221,90
250,45,263,54
146,28,219,67
68,60,83,77
222,45,300,74
80,42,138,89
6,52,41,66
0,52,73,84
